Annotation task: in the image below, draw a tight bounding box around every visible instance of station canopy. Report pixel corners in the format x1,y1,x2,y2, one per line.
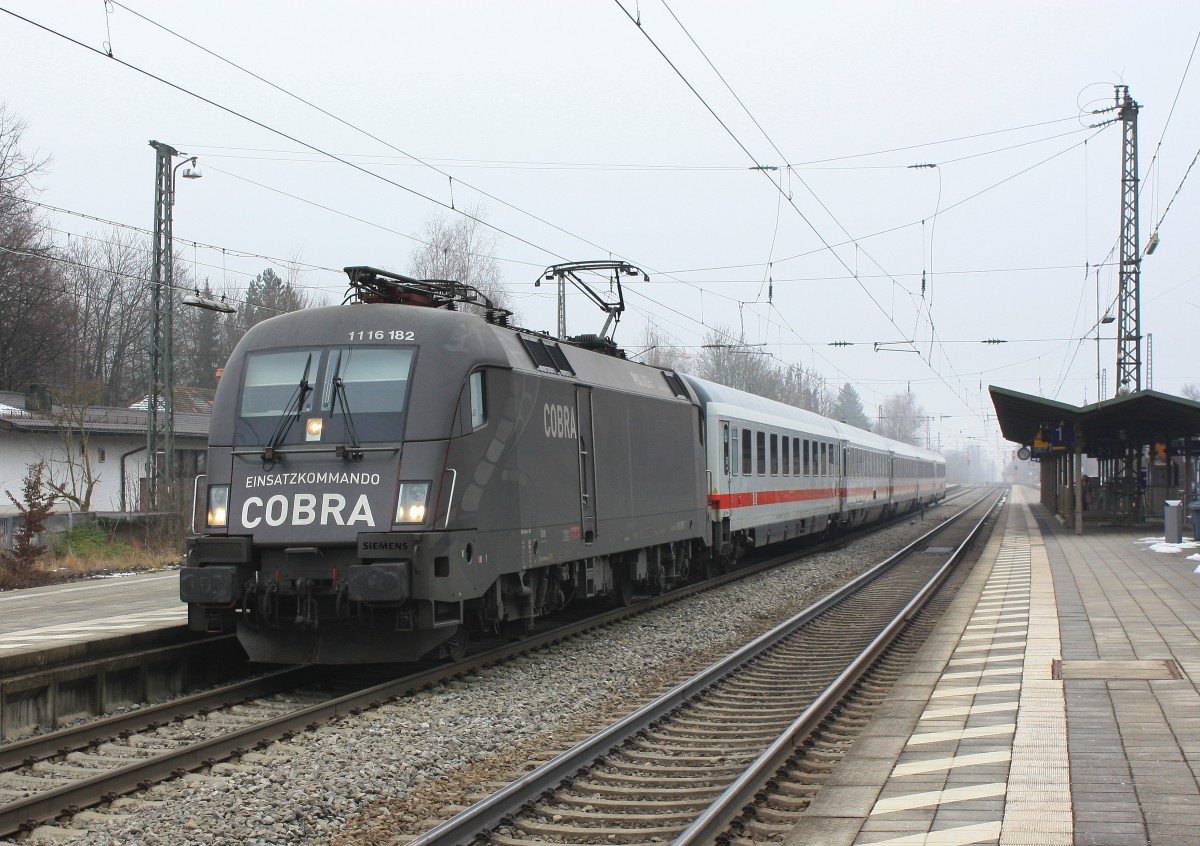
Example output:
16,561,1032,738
989,386,1200,458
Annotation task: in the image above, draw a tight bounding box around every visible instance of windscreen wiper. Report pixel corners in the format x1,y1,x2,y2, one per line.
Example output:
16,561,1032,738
330,352,363,461
262,353,312,462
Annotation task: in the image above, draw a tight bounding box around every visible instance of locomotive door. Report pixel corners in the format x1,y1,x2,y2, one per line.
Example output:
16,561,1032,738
576,386,597,543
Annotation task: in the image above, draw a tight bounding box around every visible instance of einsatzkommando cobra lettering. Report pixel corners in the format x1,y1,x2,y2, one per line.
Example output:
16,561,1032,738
245,472,382,488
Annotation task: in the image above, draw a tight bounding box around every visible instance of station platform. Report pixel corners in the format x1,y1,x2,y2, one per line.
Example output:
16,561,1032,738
0,570,186,672
784,485,1200,845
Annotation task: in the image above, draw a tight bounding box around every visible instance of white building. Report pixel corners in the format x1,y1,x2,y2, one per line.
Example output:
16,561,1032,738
0,388,211,524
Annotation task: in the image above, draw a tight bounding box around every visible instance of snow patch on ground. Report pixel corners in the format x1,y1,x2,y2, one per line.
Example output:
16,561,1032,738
1137,536,1200,554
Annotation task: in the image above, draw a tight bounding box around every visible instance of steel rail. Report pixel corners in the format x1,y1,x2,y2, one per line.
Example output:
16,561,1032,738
674,487,1004,844
405,486,1000,846
0,487,975,838
0,665,314,771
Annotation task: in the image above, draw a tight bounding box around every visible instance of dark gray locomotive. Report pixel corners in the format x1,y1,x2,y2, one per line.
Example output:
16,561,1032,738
182,267,944,663
183,268,707,662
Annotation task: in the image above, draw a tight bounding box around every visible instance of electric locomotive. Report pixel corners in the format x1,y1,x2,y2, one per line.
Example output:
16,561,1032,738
182,264,945,664
182,267,709,663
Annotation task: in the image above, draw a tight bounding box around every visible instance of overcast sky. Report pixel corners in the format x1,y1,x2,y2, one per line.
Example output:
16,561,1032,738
4,1,1200,468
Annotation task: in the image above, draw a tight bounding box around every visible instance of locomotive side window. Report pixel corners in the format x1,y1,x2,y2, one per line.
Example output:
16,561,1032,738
770,434,779,475
756,431,766,475
742,428,752,476
469,371,487,429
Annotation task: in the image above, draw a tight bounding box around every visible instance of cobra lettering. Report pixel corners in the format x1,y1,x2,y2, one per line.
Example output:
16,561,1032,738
241,493,375,527
543,403,577,439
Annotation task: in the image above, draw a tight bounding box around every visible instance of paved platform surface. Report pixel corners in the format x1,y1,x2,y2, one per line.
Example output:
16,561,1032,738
784,485,1200,845
0,570,185,664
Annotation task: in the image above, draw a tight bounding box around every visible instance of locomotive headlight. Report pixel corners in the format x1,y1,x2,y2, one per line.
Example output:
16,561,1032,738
394,482,431,524
206,485,230,528
305,417,324,441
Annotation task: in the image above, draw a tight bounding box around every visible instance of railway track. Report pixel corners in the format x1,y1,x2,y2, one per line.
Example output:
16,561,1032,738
0,488,979,840
402,487,1002,846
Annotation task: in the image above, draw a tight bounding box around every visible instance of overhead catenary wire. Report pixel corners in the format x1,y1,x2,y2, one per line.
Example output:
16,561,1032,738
613,0,1014,418
0,5,574,264
105,0,618,260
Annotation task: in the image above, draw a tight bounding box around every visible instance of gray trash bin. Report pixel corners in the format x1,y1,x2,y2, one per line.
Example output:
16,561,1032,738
1190,500,1200,540
1165,500,1184,544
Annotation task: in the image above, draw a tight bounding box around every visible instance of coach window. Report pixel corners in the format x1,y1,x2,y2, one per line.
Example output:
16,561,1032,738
792,438,800,475
782,437,790,476
803,439,810,476
742,428,752,475
722,422,731,475
819,442,826,476
770,434,779,475
756,431,766,475
731,427,740,475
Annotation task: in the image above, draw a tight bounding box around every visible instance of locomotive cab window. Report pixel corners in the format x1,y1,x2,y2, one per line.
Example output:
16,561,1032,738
236,346,416,445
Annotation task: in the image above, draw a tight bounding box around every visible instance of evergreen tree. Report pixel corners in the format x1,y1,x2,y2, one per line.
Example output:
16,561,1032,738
833,383,872,431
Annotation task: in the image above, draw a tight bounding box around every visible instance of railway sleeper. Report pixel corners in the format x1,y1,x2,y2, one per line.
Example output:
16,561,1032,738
667,715,790,732
648,720,787,739
620,749,745,766
509,819,685,843
31,760,107,777
95,743,159,759
562,782,721,801
767,792,814,811
601,759,748,778
773,780,822,797
529,804,700,826
551,793,714,812
700,691,820,705
746,817,801,837
0,772,70,789
640,730,779,751
581,770,728,788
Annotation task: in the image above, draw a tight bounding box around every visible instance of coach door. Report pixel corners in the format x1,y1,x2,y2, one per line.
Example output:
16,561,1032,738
576,386,597,543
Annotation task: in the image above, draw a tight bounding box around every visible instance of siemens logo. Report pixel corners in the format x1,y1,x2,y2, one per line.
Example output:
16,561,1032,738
543,403,577,439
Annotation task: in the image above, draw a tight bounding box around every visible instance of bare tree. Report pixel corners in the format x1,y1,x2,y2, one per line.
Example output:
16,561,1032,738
696,327,778,396
636,321,688,371
877,391,927,446
408,204,515,318
1181,383,1200,402
57,229,153,405
40,382,105,512
0,106,72,391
